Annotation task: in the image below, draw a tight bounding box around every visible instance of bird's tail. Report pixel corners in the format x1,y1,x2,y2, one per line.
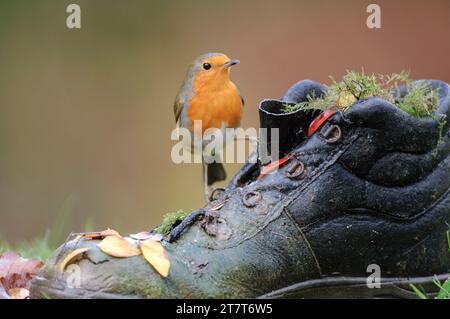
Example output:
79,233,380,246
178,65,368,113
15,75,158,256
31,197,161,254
207,162,226,186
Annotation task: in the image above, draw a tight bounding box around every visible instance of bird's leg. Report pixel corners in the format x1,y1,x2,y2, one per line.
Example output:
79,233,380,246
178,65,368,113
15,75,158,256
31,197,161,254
202,162,210,203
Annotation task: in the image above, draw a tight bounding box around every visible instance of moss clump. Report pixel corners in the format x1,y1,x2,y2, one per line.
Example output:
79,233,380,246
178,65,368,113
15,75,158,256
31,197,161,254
154,210,189,235
283,70,440,118
396,82,439,118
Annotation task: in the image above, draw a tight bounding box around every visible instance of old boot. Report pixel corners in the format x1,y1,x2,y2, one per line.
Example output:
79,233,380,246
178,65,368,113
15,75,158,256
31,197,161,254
31,80,450,298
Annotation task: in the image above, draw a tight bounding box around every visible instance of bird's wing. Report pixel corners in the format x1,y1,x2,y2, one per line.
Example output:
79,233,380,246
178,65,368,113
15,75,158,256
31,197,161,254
174,92,185,124
236,86,245,107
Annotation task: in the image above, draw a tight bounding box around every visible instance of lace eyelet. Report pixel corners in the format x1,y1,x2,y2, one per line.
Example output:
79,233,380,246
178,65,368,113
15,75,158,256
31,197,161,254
285,160,306,180
321,124,342,144
209,188,226,202
242,191,262,208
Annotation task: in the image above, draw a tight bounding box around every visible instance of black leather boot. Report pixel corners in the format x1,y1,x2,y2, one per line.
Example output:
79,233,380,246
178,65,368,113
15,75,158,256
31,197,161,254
31,80,450,299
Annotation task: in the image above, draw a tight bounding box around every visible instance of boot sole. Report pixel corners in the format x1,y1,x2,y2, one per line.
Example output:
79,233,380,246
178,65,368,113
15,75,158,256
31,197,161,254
259,273,450,299
31,276,138,299
32,273,450,299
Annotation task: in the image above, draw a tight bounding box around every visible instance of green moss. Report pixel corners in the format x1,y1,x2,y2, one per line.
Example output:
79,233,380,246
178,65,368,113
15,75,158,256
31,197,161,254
396,83,439,118
153,210,189,236
333,69,384,101
283,70,440,119
283,92,335,113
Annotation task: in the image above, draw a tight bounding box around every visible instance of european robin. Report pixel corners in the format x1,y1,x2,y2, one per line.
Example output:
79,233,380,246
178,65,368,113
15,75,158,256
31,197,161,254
174,53,244,202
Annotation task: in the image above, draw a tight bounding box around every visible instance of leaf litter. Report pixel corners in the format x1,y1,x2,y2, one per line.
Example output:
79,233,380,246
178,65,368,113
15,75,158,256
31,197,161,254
0,252,43,299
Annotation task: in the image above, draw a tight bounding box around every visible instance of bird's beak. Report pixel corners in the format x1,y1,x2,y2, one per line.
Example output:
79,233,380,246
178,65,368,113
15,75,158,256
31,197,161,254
223,59,240,68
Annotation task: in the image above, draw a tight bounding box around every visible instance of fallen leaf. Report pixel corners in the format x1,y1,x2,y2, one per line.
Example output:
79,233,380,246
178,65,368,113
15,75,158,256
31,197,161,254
129,232,153,240
130,232,163,241
8,287,30,299
98,235,140,258
0,252,43,293
60,247,90,272
140,239,170,277
0,283,9,299
79,228,120,240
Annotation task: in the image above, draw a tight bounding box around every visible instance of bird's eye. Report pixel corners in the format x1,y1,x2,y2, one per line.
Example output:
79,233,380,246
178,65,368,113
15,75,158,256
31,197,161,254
203,63,212,70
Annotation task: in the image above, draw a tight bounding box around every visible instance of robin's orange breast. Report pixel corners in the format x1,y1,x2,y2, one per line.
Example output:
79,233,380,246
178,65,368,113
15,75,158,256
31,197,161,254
187,81,242,134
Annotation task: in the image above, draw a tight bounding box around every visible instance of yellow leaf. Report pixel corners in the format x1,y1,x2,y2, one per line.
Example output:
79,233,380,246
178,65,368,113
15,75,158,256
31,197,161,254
336,91,357,109
8,287,30,299
140,240,170,278
60,247,90,272
98,235,140,258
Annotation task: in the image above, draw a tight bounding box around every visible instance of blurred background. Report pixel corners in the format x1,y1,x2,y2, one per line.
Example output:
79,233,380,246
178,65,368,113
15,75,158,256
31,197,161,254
0,0,449,243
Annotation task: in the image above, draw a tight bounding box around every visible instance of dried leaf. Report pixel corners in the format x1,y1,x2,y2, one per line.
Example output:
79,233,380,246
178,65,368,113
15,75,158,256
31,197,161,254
60,247,90,272
129,232,153,240
79,228,120,240
98,235,140,258
8,287,30,299
140,239,170,278
0,252,43,292
130,232,162,241
0,283,9,299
